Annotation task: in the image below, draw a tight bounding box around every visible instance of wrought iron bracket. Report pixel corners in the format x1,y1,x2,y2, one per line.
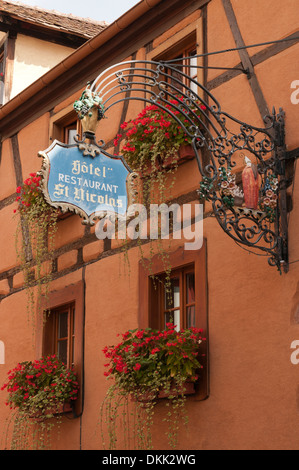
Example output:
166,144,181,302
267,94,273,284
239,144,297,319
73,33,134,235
73,58,295,272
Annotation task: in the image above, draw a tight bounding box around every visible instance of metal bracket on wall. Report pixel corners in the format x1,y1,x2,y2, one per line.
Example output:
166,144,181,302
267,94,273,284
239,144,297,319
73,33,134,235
81,58,295,273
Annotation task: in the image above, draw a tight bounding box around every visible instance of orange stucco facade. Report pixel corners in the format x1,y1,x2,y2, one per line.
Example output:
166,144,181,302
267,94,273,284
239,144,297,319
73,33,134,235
1,0,299,451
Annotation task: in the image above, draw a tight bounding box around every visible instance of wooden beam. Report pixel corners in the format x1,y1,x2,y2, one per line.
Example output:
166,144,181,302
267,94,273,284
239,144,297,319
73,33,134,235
251,31,299,67
4,33,15,103
221,0,270,120
10,134,23,186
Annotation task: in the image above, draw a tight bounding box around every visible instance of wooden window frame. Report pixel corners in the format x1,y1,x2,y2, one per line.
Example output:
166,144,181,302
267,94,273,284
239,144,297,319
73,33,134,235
49,104,81,144
139,241,209,400
36,281,84,415
159,263,196,331
0,49,4,106
48,302,76,369
146,21,204,96
64,122,78,145
156,38,198,92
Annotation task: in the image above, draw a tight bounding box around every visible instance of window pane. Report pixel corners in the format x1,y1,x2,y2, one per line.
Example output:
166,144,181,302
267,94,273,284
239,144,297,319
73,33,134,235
58,339,68,364
187,305,195,328
68,128,77,145
186,272,195,303
190,54,197,77
189,51,197,93
165,277,180,309
169,55,183,91
58,312,68,339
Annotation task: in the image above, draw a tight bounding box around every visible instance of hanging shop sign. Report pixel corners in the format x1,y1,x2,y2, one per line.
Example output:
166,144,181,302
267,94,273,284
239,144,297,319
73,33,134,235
38,140,137,225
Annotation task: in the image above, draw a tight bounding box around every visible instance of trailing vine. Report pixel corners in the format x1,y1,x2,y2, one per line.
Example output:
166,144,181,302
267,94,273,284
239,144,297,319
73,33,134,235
14,173,58,328
113,100,205,290
100,324,205,450
1,355,79,450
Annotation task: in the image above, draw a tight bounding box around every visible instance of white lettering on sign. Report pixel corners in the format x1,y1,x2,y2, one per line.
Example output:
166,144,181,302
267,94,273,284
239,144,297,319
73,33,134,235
0,341,5,364
71,160,111,177
55,175,123,209
58,173,119,193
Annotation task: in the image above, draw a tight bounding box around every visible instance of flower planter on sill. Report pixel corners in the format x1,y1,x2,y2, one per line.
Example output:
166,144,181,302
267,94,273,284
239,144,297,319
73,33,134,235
178,144,196,162
29,401,74,421
158,145,195,170
131,389,158,403
158,380,196,400
140,145,196,178
131,381,196,404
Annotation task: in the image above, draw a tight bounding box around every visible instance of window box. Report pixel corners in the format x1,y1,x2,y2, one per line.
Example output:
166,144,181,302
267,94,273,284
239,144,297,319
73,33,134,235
158,380,196,399
28,401,75,422
131,380,196,403
139,244,209,401
156,144,195,171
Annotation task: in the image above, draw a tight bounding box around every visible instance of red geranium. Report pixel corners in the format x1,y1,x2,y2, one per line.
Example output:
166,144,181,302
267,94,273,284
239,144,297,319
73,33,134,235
113,98,206,170
102,323,205,393
14,172,43,214
1,355,79,416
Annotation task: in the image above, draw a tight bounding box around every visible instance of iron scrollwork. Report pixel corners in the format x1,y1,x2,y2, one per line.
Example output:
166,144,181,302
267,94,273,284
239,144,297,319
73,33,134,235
87,59,290,272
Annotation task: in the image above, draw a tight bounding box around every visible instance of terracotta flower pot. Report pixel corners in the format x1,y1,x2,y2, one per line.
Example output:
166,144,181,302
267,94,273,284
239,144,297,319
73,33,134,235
178,144,195,162
28,401,73,421
140,144,196,178
131,389,158,403
158,380,196,399
162,144,195,170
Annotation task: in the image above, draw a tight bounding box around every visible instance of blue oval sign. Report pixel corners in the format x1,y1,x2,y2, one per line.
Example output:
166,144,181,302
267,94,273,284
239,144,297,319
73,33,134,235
38,140,136,225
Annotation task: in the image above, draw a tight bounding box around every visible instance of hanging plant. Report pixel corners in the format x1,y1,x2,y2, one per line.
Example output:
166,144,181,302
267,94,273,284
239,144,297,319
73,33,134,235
114,99,205,204
1,355,79,450
14,172,58,326
113,99,206,288
100,323,205,450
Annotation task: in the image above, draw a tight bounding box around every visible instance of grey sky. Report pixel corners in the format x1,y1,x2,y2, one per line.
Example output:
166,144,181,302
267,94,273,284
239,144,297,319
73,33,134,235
15,0,141,23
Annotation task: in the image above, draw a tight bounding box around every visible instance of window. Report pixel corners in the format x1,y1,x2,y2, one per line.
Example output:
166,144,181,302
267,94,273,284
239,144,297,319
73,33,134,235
162,46,198,95
49,104,81,144
146,24,203,98
139,243,209,400
156,265,196,331
43,303,75,369
64,122,78,145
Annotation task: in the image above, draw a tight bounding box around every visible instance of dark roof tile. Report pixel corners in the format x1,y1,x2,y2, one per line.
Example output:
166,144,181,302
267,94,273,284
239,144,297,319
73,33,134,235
0,0,108,38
